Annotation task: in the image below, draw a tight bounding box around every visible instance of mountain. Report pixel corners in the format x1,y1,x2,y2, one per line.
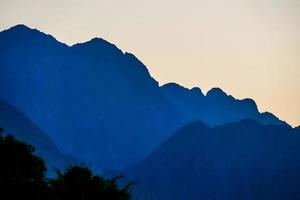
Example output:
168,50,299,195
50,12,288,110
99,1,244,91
160,83,288,126
0,98,79,176
0,24,291,172
0,24,184,171
121,120,300,200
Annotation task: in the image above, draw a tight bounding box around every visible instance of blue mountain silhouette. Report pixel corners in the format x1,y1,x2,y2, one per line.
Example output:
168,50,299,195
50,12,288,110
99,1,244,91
0,24,290,172
0,25,184,171
121,120,300,200
160,83,288,126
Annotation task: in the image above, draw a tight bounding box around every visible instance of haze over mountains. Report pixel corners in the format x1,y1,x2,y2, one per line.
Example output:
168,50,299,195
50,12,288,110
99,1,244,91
0,24,293,175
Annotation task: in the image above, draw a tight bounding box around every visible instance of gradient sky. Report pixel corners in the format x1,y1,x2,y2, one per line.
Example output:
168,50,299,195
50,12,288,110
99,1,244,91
1,0,299,126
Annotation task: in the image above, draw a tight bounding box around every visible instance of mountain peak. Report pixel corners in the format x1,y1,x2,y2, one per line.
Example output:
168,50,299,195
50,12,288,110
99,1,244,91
3,24,38,35
206,87,227,97
161,83,188,90
82,37,116,47
1,24,68,48
161,83,204,96
9,24,31,30
72,37,121,52
190,87,203,96
241,98,259,112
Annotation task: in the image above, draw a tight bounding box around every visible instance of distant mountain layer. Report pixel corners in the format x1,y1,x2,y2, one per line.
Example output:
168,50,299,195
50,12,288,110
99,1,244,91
160,83,288,126
122,120,300,200
0,98,79,176
0,24,290,172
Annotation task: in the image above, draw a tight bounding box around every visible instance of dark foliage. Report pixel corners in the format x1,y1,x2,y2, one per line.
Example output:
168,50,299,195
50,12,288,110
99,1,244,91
0,128,52,199
0,128,132,200
50,166,132,200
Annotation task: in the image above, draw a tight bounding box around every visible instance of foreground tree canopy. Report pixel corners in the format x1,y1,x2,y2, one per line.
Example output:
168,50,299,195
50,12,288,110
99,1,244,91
0,128,132,200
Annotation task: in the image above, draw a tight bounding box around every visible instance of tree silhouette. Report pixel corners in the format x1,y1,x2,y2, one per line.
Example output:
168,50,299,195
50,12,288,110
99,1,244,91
0,127,132,200
49,166,132,200
0,128,53,199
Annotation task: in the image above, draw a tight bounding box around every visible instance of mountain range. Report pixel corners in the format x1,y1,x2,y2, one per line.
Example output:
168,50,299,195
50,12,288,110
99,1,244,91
0,25,183,172
0,24,295,179
160,83,288,126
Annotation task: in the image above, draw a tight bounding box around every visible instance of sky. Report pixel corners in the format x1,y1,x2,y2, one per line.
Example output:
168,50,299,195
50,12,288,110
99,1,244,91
0,0,299,127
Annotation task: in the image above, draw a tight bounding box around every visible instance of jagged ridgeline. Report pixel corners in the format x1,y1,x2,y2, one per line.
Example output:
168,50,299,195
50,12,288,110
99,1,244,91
0,25,290,174
0,25,183,172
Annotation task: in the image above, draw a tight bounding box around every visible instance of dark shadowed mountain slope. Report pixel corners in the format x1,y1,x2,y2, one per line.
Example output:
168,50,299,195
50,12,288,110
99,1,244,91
0,25,184,171
122,120,300,200
0,98,79,176
160,83,288,126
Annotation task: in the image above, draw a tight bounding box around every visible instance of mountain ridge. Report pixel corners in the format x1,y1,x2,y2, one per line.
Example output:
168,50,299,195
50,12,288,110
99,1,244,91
0,24,184,172
160,82,288,127
0,24,290,127
0,24,292,173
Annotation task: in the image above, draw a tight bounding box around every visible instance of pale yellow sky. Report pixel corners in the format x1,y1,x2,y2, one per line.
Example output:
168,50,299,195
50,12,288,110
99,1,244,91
0,0,299,126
